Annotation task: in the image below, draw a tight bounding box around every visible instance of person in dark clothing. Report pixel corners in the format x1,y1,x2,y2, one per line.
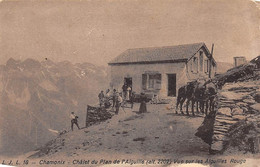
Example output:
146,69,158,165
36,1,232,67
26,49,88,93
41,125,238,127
115,93,123,115
98,91,104,107
112,89,117,110
122,82,128,99
130,92,135,109
70,112,80,131
139,92,148,113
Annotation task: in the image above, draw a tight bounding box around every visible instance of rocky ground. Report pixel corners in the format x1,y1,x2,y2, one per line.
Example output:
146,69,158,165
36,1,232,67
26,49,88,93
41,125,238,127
24,103,213,164
33,103,208,158
19,101,260,167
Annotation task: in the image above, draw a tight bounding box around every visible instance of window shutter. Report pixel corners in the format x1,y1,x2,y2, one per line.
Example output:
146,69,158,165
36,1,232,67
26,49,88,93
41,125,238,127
204,60,208,73
142,74,147,90
154,74,162,89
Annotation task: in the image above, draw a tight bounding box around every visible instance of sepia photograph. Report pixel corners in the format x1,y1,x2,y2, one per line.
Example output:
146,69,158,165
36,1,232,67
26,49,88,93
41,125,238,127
0,0,260,166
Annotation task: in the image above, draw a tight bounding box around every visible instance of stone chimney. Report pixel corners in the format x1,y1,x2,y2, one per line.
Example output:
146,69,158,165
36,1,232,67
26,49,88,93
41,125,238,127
234,57,247,67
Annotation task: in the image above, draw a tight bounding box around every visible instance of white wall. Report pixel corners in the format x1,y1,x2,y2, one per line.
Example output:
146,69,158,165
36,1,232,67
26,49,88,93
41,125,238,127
186,48,216,80
110,62,188,97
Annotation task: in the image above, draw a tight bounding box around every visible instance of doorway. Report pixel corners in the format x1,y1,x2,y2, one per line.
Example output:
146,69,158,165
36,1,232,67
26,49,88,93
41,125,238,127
167,74,176,97
124,77,132,88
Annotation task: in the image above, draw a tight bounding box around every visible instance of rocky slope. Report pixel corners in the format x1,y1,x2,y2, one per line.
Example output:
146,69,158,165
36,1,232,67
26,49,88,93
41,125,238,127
196,55,260,154
0,58,108,156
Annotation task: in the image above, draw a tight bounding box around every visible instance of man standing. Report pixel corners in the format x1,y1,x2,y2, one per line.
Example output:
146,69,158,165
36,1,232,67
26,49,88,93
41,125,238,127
112,89,117,110
98,90,104,107
126,86,131,101
130,92,135,109
71,112,80,131
122,82,128,99
115,93,123,115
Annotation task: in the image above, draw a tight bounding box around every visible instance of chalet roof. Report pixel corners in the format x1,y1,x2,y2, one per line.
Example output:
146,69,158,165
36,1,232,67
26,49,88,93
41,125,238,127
109,42,209,65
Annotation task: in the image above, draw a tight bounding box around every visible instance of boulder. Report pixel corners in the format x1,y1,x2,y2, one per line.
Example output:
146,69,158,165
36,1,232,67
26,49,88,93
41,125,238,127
211,141,224,152
232,115,246,121
232,107,244,115
236,102,248,107
241,107,249,113
243,99,256,104
212,134,228,141
250,103,260,112
254,92,260,103
218,108,232,116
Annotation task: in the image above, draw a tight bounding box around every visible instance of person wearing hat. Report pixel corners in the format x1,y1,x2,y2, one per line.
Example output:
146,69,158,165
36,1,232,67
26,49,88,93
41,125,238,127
139,92,148,113
70,112,80,131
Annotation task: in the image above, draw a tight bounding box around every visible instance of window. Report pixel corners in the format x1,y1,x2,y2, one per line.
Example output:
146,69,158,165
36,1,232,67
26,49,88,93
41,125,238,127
204,59,209,73
148,76,155,88
192,57,198,73
199,51,203,72
142,73,161,90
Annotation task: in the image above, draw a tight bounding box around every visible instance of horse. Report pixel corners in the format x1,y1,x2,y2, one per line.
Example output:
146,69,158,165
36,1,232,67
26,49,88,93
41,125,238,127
176,79,217,116
193,82,207,115
185,80,201,116
193,81,218,116
204,82,217,115
176,80,199,116
175,85,187,115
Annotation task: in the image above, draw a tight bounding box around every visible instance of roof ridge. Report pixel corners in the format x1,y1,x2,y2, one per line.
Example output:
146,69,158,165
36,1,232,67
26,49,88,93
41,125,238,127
126,42,205,51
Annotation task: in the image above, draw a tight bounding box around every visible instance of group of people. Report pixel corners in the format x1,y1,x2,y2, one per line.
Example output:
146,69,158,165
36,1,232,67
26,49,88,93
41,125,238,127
98,88,122,114
98,83,136,114
121,83,132,101
70,84,149,131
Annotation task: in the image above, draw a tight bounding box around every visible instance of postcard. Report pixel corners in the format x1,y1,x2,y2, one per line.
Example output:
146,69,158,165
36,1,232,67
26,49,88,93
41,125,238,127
0,0,260,166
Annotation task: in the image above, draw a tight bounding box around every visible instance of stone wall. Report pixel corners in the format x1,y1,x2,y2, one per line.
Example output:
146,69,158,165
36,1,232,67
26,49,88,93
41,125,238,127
86,105,113,127
210,80,260,153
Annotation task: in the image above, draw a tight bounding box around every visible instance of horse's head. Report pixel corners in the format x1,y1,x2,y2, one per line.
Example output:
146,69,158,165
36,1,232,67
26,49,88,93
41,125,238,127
186,81,198,93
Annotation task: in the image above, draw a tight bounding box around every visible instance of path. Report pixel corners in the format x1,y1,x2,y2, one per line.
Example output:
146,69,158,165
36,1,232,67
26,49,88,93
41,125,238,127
31,102,209,162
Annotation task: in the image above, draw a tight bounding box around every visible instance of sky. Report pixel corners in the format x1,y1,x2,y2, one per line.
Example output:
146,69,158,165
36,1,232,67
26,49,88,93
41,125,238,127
0,0,260,66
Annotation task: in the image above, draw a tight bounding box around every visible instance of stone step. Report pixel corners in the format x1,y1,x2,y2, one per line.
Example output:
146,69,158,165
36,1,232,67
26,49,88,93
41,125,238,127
214,125,230,130
232,115,246,121
213,131,227,135
216,115,234,120
215,119,237,125
214,122,232,127
212,134,228,141
214,128,229,133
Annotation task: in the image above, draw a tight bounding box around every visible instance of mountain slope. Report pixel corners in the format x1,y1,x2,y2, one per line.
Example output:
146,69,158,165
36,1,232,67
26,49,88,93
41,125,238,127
0,58,109,156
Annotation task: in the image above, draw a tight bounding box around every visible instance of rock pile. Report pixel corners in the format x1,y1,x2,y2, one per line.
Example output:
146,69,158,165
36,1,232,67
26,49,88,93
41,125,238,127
203,80,260,154
86,105,113,127
212,56,260,89
196,55,260,154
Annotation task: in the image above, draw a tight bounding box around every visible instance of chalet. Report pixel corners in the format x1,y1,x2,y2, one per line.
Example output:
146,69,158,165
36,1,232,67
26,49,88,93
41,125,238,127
108,43,217,97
